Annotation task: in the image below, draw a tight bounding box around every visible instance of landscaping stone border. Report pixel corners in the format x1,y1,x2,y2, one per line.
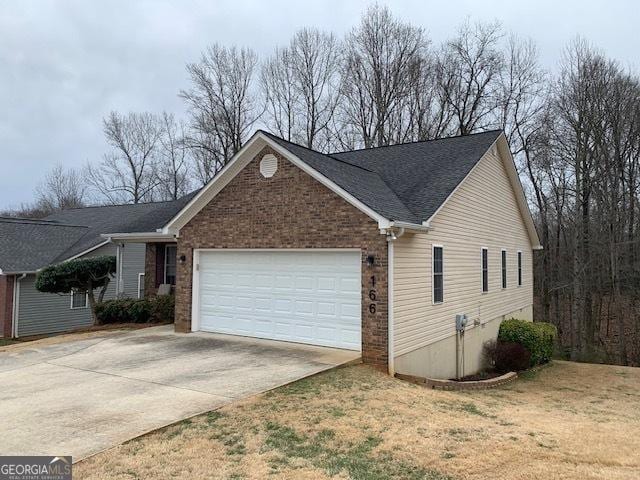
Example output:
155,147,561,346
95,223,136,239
395,371,517,391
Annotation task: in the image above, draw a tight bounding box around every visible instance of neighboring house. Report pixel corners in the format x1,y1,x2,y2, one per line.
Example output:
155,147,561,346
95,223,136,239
105,129,541,379
0,195,194,338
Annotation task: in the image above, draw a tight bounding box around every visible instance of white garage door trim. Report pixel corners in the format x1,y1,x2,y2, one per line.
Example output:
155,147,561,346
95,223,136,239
191,248,362,350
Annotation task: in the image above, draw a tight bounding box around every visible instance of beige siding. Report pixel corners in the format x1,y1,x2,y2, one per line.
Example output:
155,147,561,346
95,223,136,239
393,147,534,357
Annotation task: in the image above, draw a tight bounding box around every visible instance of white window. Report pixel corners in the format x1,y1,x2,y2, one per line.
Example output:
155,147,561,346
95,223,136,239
432,245,444,304
70,290,88,309
138,273,145,299
501,249,507,289
164,245,177,285
517,251,523,287
481,247,489,293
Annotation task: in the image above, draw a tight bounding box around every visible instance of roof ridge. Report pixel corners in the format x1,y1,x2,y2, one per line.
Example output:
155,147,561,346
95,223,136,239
258,130,376,174
0,217,89,228
50,193,197,213
330,129,503,155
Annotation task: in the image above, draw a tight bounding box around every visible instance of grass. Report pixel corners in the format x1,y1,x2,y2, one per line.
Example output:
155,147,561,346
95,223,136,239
76,361,640,480
0,339,18,347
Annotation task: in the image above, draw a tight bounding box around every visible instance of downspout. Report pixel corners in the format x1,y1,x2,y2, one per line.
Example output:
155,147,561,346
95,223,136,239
12,273,26,338
386,227,405,376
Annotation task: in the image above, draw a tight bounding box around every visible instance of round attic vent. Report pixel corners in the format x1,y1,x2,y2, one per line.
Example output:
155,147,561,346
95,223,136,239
260,154,278,178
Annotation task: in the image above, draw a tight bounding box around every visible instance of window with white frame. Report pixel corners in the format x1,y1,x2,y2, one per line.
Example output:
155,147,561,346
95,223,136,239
164,245,177,285
481,247,489,292
433,245,444,304
517,251,523,286
71,290,87,309
501,249,507,289
138,273,145,298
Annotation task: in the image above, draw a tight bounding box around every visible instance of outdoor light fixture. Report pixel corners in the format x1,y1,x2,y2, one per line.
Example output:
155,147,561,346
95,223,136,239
367,255,375,266
179,255,186,263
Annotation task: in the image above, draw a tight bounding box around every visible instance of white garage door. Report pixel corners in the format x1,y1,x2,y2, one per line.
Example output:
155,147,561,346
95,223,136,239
195,250,362,350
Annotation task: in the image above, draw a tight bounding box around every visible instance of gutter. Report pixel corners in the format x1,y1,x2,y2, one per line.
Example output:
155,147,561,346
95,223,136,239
12,273,26,338
101,232,178,243
388,221,430,232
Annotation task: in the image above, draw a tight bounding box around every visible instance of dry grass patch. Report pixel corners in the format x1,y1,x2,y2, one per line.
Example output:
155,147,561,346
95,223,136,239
76,361,640,480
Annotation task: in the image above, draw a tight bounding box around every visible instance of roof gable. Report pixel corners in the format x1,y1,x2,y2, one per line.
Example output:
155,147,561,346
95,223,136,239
331,130,502,221
164,129,540,248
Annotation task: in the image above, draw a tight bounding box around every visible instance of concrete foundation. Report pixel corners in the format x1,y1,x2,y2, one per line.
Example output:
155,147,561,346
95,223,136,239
394,305,533,379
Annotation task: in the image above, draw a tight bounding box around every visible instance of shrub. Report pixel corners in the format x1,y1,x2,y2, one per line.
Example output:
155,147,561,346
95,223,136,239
483,339,531,373
95,295,174,324
148,295,175,323
498,319,557,366
494,342,531,372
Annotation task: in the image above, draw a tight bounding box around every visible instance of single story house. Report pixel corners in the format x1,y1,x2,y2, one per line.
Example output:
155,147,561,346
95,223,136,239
0,195,194,338
105,129,541,379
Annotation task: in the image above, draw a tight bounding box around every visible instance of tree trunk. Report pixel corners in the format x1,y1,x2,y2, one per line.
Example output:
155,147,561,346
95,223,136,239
87,290,98,326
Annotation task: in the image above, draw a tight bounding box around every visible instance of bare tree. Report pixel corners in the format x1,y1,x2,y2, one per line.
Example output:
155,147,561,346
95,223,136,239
436,20,504,135
262,29,340,150
181,44,261,178
35,164,87,212
337,5,427,148
156,112,191,200
87,111,163,204
262,46,298,143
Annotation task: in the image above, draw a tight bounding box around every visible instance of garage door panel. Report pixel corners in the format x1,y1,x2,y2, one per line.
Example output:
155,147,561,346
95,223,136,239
197,250,361,350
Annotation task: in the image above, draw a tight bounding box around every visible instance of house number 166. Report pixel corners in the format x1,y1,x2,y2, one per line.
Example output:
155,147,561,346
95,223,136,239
369,275,377,314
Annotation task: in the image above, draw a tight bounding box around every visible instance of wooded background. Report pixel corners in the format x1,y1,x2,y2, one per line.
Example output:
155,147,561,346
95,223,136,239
4,6,639,366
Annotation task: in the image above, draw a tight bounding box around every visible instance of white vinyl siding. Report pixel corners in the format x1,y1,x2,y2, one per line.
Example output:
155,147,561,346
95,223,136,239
393,147,534,357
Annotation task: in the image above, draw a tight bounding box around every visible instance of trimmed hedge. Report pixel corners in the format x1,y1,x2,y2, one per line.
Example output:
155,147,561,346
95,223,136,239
95,295,175,324
498,319,557,366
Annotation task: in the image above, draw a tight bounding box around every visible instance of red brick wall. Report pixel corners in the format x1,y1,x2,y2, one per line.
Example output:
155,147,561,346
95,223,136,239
144,244,158,297
175,146,389,367
0,275,15,338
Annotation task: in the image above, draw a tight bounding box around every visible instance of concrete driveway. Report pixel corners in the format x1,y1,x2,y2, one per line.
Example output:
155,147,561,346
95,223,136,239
0,325,359,461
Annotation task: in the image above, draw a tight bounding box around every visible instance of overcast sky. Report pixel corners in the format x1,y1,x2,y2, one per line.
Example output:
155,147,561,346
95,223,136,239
1,0,637,209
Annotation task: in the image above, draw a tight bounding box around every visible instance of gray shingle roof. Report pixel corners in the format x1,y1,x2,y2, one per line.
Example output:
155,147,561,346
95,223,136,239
0,218,87,273
0,192,198,273
262,129,502,224
45,192,197,261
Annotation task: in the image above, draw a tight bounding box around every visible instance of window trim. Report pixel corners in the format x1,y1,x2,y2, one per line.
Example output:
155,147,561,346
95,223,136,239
432,244,444,305
517,250,523,287
70,289,88,310
164,245,177,285
501,248,507,289
138,272,145,299
481,247,489,293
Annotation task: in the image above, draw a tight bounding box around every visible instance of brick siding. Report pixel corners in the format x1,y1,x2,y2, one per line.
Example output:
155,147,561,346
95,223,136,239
144,244,158,297
175,146,388,367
